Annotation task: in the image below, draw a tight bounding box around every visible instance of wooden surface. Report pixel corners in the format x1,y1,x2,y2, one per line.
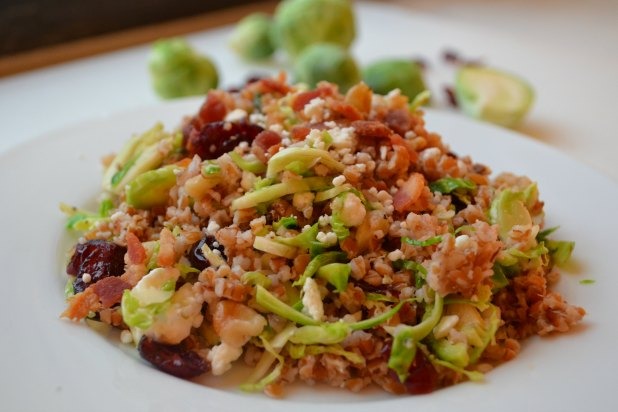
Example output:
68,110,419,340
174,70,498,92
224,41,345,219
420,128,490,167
0,1,278,78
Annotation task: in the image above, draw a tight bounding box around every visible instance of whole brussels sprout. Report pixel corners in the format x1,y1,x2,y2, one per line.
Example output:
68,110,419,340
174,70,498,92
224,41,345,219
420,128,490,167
293,43,360,92
274,0,356,57
149,38,219,99
362,59,426,100
229,13,276,61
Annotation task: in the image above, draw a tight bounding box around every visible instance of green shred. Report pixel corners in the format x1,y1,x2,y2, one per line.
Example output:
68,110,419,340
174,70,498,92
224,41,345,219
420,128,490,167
253,177,276,190
242,271,273,288
490,263,510,291
536,226,559,242
293,251,347,287
228,151,267,174
330,212,350,240
273,216,299,230
201,163,221,176
429,177,476,194
255,285,319,326
545,239,575,267
232,176,330,210
60,202,108,232
275,223,319,250
420,343,484,382
288,344,365,365
387,293,444,382
395,259,428,288
64,277,75,299
98,198,114,217
240,324,296,392
316,262,351,292
365,293,398,303
403,236,443,247
266,147,344,178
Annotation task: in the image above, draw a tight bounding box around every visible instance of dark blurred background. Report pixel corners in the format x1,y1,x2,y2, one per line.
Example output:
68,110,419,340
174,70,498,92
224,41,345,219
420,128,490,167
0,0,265,57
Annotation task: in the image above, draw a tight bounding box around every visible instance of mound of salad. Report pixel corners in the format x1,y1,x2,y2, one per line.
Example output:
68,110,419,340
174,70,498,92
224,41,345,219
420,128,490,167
61,74,585,397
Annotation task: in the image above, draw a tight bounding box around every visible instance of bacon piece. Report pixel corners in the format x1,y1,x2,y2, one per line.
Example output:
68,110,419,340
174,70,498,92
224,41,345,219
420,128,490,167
384,109,413,136
256,77,290,95
351,120,392,139
157,228,176,267
253,130,281,152
62,288,100,321
197,91,227,125
290,125,311,141
340,237,359,259
292,90,322,112
389,134,418,164
345,83,372,116
361,177,388,191
126,232,146,265
393,173,425,213
92,276,131,308
330,100,363,121
267,143,282,158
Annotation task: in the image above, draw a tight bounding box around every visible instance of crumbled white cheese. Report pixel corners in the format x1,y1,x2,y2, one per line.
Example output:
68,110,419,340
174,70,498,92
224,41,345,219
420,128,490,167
316,231,338,246
81,273,92,283
292,192,315,211
269,123,284,133
302,278,325,322
332,175,346,186
145,282,204,345
318,214,332,227
420,147,441,163
206,220,221,236
379,145,388,160
339,193,366,227
303,97,327,122
120,330,133,344
455,234,478,254
328,126,356,149
387,249,404,261
207,342,243,376
249,113,266,127
385,88,402,101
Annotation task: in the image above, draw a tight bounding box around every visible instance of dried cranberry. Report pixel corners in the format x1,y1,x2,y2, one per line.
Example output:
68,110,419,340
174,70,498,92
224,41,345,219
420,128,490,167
245,74,266,85
444,86,458,108
186,121,264,160
187,235,226,271
138,336,209,379
442,49,483,67
67,240,127,293
403,351,438,395
442,49,461,64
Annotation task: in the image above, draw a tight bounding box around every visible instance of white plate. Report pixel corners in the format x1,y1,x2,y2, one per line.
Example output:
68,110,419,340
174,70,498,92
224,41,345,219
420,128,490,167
1,99,616,412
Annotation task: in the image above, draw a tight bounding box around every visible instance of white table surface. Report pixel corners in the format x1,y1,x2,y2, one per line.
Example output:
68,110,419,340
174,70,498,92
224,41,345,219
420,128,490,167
1,0,616,181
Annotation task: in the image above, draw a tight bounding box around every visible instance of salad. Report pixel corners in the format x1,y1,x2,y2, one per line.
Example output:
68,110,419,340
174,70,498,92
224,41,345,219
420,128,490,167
61,74,584,397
